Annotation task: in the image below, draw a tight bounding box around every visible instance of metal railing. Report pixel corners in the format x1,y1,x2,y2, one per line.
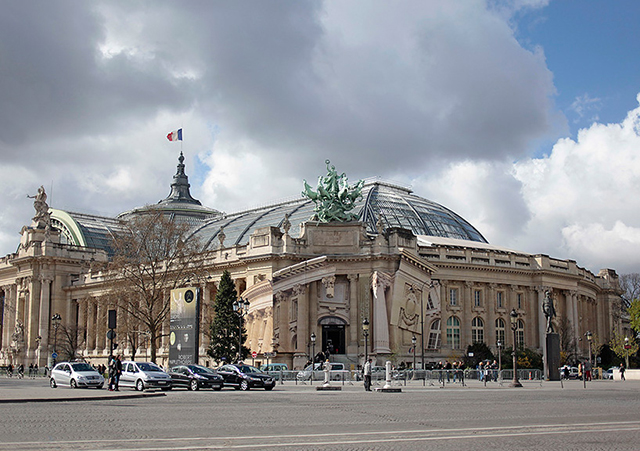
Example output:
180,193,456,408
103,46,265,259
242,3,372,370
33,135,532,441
262,368,543,386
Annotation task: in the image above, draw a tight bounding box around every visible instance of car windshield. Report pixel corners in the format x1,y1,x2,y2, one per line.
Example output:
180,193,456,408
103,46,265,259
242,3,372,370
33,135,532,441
190,365,215,374
137,363,163,372
237,365,261,374
71,363,94,372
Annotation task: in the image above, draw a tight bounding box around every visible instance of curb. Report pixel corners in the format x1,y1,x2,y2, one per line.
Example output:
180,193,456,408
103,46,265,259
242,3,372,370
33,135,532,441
0,392,166,404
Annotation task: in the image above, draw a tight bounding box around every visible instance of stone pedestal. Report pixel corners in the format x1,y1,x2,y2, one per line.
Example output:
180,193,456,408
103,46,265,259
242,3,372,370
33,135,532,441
546,333,560,381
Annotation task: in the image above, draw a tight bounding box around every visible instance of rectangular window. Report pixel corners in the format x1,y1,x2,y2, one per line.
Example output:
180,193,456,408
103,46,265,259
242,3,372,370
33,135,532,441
449,288,458,306
517,293,522,310
474,290,482,307
496,291,503,309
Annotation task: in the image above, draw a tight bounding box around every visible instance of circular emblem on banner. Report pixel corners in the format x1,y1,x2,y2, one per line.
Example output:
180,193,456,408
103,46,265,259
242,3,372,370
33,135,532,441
185,289,195,303
170,331,176,346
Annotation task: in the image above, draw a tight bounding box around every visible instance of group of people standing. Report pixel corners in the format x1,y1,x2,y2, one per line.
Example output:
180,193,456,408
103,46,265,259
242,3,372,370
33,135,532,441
107,355,123,391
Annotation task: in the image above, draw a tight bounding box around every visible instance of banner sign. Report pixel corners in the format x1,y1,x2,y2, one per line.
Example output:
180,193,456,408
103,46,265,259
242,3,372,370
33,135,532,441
169,287,200,367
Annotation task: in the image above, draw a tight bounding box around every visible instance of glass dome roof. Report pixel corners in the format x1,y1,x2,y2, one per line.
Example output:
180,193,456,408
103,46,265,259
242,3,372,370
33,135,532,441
187,181,487,251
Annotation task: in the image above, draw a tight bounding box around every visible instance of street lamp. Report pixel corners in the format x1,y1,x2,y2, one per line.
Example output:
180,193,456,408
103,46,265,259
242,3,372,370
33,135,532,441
497,340,502,373
411,335,417,378
232,297,249,362
585,330,593,368
362,319,370,365
310,332,316,386
625,337,630,369
509,309,522,388
51,313,61,364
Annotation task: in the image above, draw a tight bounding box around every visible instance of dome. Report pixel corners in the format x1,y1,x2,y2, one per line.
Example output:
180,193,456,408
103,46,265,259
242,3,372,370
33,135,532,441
118,152,221,227
187,180,487,251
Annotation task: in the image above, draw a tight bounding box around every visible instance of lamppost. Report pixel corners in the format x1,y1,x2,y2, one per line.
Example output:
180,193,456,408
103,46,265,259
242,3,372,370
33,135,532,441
310,332,316,386
509,309,522,388
232,297,249,362
585,331,593,370
625,337,630,370
497,340,502,372
411,335,417,379
51,313,61,364
362,319,370,364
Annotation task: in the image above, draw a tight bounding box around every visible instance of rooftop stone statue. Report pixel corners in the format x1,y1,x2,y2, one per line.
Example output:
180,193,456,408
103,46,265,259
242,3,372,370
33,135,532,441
302,160,364,222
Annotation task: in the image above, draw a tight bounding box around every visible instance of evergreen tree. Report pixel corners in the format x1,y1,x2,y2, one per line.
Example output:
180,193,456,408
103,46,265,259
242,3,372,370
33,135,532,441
207,270,248,363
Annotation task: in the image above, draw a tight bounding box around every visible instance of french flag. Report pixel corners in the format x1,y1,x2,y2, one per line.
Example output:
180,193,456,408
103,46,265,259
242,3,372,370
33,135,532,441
167,129,183,141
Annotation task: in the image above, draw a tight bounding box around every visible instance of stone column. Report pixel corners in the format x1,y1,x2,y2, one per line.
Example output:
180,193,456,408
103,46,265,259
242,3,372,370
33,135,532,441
1,285,16,354
347,275,359,354
77,300,86,357
371,271,391,354
293,283,308,369
462,282,472,347
26,277,41,360
96,303,106,355
37,277,52,364
86,300,96,353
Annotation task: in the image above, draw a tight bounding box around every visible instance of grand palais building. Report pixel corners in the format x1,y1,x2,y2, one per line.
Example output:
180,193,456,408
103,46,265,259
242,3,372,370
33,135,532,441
0,154,626,371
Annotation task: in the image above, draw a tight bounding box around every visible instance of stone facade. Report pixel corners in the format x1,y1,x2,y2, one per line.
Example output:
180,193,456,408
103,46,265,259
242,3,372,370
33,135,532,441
0,216,625,371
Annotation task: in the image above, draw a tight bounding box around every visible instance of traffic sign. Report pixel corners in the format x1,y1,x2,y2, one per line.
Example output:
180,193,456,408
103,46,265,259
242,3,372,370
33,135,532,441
107,330,116,340
251,351,257,358
624,344,632,350
263,352,276,357
51,352,58,359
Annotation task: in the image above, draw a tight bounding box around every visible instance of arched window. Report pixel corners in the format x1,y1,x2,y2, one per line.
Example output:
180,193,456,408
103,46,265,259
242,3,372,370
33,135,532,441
516,320,525,348
471,317,484,343
495,318,505,345
446,316,460,349
427,319,441,350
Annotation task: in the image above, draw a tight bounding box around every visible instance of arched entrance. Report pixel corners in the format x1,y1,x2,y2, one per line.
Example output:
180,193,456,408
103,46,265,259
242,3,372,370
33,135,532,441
319,317,346,355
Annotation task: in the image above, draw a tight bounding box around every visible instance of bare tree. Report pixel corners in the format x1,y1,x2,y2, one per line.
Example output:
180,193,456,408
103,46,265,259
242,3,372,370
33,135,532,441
104,209,205,363
558,316,577,365
620,273,640,302
59,324,85,362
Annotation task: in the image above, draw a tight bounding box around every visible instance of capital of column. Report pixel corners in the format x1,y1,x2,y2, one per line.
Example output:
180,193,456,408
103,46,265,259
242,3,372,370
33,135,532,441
292,284,306,296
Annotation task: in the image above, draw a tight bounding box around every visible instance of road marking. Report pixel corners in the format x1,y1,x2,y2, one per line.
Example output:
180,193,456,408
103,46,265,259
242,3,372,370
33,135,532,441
5,420,640,450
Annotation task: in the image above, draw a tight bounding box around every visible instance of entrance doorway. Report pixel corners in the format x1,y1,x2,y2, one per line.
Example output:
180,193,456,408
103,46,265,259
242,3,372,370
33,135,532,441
322,325,345,355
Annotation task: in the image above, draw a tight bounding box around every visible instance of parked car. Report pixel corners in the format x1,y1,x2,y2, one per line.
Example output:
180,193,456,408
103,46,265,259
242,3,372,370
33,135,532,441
559,366,579,379
169,364,224,391
296,362,350,381
260,363,288,372
50,361,104,389
216,364,276,390
119,361,172,391
603,367,617,380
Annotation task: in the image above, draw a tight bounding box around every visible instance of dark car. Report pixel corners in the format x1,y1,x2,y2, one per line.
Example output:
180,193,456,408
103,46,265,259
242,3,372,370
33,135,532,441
216,364,276,391
169,364,224,391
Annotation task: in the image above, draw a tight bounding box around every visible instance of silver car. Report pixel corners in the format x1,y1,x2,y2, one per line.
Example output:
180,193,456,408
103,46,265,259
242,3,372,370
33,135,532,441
50,362,105,389
119,361,172,391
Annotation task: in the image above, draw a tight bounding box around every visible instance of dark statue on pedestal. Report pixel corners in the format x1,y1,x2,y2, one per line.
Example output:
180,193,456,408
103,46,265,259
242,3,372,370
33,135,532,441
542,290,556,333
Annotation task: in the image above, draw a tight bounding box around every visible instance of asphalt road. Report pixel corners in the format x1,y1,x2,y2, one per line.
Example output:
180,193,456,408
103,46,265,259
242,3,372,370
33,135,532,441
0,377,638,450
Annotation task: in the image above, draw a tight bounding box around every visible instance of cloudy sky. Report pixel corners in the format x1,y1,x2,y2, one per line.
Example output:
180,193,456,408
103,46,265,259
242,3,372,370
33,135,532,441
2,0,640,275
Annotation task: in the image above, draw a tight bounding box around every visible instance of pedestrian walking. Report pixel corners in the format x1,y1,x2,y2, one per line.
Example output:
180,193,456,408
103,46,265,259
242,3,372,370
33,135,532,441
114,355,123,391
620,363,626,381
363,358,372,391
108,355,116,391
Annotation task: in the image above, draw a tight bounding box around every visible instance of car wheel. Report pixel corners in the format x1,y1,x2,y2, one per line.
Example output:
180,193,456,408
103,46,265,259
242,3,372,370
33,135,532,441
136,379,145,391
240,380,250,391
70,379,77,389
50,378,57,388
189,379,199,391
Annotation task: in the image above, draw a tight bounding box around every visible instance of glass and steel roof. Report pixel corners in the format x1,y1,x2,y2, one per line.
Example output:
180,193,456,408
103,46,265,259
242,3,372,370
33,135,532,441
50,209,126,255
187,181,487,251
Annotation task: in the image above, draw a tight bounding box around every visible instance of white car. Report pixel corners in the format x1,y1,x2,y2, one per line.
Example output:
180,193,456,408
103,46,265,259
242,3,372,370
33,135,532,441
119,361,172,391
50,361,104,389
296,362,350,381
